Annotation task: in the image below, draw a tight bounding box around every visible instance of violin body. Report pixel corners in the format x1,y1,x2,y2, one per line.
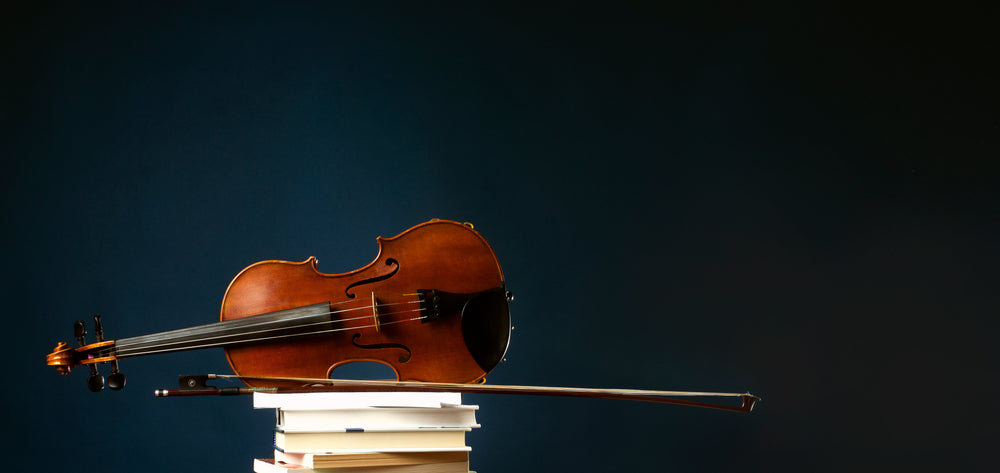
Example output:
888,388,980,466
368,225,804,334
220,220,511,386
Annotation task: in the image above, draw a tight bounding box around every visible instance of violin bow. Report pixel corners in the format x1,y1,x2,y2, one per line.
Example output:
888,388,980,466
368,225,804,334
155,374,760,414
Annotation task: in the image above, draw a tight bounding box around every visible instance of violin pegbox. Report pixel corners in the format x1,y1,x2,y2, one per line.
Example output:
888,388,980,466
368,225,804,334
45,314,125,392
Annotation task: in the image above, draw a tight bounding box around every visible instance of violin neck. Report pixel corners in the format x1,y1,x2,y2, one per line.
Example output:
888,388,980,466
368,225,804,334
113,303,334,359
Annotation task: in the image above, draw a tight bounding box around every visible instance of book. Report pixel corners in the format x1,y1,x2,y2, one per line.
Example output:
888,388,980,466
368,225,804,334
277,405,480,430
254,391,462,410
273,449,469,469
274,429,469,452
253,458,470,473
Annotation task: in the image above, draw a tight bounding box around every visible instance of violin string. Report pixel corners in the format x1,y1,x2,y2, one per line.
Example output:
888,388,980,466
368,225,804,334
112,297,420,349
103,297,427,358
110,310,430,358
108,301,422,357
112,313,375,356
103,294,420,356
119,297,413,347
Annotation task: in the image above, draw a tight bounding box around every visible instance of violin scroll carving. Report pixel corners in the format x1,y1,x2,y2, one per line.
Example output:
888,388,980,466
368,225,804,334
46,315,125,391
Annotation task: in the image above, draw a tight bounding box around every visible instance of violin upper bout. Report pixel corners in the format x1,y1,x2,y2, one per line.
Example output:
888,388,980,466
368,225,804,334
221,256,330,320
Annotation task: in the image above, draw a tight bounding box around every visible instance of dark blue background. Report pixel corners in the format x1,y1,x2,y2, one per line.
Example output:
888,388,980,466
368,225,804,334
4,3,996,472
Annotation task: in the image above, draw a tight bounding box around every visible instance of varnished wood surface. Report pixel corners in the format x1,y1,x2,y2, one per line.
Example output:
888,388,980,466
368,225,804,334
220,220,507,386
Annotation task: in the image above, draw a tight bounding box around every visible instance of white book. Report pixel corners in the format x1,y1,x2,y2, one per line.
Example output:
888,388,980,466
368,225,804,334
253,458,470,473
274,428,469,452
253,391,462,409
273,449,470,469
273,447,472,455
277,405,479,431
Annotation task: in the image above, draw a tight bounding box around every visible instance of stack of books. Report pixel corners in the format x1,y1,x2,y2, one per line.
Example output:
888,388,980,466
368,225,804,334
251,391,478,473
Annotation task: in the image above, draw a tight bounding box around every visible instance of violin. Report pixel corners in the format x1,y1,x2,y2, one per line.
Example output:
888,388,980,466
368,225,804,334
46,219,759,413
47,219,511,387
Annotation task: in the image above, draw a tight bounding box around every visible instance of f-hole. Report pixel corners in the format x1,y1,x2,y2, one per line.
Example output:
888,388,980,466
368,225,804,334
352,333,412,363
345,258,399,298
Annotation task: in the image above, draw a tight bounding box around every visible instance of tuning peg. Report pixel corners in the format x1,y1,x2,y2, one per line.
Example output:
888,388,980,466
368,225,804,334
81,316,107,392
87,365,104,392
74,320,87,346
107,372,125,390
98,315,126,390
93,314,104,342
107,361,125,390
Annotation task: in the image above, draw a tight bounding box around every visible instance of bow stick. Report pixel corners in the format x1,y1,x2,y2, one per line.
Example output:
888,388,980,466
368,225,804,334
155,374,760,414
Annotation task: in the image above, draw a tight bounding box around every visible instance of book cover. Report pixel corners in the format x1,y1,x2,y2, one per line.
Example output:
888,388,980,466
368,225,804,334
277,405,479,430
253,458,470,473
274,429,469,451
274,449,469,469
254,391,462,409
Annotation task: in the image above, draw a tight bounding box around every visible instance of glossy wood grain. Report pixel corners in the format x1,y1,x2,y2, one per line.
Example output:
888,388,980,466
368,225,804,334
220,219,508,386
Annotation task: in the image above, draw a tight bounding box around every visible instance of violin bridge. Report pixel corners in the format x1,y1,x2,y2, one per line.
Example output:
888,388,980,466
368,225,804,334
371,292,381,332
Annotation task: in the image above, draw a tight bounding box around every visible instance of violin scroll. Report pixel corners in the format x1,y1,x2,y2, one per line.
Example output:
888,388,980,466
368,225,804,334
46,315,125,391
46,341,76,375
